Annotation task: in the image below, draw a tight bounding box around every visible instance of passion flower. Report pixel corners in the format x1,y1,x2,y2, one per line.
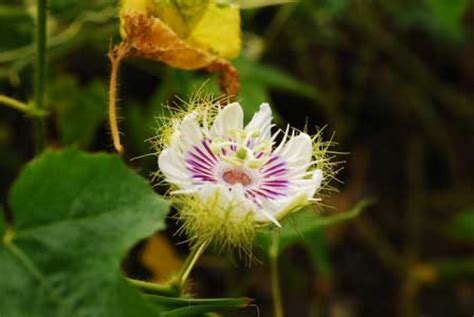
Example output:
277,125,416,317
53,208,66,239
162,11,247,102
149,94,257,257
156,100,334,253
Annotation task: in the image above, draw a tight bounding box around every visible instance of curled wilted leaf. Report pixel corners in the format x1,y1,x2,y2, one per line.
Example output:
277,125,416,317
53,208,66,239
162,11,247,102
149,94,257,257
120,0,241,59
118,0,241,95
108,1,241,153
122,12,215,70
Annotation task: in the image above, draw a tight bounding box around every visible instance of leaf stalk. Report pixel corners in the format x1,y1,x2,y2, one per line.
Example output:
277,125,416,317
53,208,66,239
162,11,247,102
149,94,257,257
174,239,210,293
270,234,284,317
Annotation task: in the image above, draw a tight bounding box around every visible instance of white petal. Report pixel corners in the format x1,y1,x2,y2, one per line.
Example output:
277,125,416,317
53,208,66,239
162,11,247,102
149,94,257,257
158,149,191,188
312,169,323,192
170,188,199,195
225,184,255,217
198,183,219,203
168,130,182,153
197,183,253,218
273,125,290,154
258,208,282,227
273,192,309,220
210,102,243,137
292,169,323,198
179,113,202,151
278,133,312,167
255,192,309,224
245,103,273,141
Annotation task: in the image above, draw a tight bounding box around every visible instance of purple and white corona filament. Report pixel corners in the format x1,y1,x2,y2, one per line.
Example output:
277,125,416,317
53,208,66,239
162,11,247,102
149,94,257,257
158,102,324,233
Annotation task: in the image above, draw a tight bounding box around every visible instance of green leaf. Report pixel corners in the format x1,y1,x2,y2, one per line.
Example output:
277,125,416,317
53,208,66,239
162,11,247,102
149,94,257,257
0,5,33,51
303,229,332,277
0,149,170,316
446,207,474,241
257,199,374,254
49,76,107,148
236,58,319,100
385,0,469,42
238,79,272,121
425,0,469,41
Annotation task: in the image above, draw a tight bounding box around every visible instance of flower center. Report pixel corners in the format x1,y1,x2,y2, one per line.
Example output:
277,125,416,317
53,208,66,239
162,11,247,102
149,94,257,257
222,169,252,186
209,128,272,170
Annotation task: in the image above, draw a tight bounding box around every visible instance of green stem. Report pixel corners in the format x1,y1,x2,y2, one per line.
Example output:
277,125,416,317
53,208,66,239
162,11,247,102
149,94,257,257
0,95,30,114
0,95,29,113
160,305,239,317
0,95,46,117
270,234,284,317
126,278,178,296
34,0,48,153
144,294,250,308
174,239,210,292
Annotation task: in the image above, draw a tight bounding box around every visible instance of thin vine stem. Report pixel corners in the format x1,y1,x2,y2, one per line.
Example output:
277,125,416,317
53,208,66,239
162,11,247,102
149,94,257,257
34,0,48,153
126,278,178,297
270,234,284,317
174,239,210,293
0,95,45,116
107,43,129,154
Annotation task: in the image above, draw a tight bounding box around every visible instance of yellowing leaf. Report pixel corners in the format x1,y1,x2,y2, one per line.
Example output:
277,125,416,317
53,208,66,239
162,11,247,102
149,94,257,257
187,2,241,58
117,12,240,95
152,4,190,39
120,0,241,59
119,0,154,37
122,13,215,69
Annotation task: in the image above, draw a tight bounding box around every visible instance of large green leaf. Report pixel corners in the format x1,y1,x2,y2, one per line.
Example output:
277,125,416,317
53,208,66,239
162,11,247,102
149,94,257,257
0,149,169,316
257,199,374,254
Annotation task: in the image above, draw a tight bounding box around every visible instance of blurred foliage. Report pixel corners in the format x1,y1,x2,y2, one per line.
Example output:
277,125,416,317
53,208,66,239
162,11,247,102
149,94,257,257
48,76,107,148
257,199,374,254
1,0,474,316
446,207,474,241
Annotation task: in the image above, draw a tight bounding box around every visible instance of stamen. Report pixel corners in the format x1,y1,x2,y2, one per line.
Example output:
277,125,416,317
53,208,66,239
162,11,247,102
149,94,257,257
236,147,247,160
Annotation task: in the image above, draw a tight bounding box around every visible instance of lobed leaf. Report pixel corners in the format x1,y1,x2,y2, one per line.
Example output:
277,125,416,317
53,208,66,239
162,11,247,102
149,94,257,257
0,149,170,316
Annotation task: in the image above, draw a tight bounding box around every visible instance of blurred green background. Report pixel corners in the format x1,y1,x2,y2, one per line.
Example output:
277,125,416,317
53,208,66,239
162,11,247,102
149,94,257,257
1,0,473,316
